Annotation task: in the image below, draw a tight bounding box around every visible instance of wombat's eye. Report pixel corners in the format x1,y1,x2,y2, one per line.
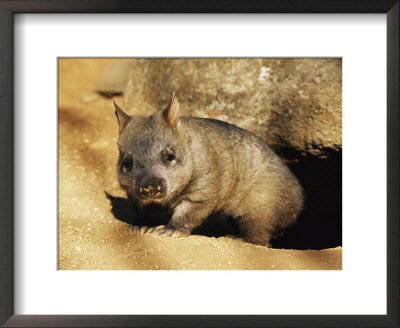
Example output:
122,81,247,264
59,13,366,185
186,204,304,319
162,151,176,163
166,154,175,161
121,157,133,172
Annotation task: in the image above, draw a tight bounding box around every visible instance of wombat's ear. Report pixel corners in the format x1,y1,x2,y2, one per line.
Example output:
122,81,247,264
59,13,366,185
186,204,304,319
113,101,130,131
163,91,180,127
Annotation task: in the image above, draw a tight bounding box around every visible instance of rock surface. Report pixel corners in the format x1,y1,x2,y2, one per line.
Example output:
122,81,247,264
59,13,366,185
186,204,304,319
94,59,134,95
123,58,342,158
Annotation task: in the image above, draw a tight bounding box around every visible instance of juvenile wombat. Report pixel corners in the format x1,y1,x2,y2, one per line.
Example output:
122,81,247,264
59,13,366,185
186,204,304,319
114,92,303,246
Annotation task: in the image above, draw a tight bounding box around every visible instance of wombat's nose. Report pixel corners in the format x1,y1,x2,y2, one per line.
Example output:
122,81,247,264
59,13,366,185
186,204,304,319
137,177,165,199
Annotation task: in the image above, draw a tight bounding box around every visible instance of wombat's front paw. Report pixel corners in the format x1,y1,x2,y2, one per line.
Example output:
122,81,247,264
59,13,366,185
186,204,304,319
129,225,157,235
152,225,190,238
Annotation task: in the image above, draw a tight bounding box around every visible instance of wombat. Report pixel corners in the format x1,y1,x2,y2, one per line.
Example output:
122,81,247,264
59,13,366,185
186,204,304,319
114,92,303,246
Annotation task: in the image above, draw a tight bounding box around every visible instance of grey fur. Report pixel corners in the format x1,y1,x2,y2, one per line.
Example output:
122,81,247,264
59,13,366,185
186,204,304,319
115,93,303,246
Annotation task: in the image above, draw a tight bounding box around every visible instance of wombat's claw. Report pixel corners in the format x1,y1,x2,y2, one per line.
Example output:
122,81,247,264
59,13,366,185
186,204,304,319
129,225,151,235
146,226,157,233
152,225,190,238
129,226,159,235
130,225,140,234
152,226,172,237
139,226,149,235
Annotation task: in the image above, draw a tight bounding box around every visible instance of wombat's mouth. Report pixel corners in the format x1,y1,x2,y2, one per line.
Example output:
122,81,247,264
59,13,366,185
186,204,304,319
137,196,165,205
134,177,167,204
123,187,167,205
135,188,166,205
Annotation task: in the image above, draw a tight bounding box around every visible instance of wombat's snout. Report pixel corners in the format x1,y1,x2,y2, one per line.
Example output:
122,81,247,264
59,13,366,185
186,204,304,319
137,177,165,199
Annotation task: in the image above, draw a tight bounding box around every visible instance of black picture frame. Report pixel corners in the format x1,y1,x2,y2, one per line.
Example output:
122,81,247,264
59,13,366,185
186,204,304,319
0,1,398,327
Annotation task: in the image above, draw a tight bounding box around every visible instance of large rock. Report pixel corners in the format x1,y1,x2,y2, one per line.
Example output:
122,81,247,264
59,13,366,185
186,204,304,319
94,59,134,96
123,58,341,158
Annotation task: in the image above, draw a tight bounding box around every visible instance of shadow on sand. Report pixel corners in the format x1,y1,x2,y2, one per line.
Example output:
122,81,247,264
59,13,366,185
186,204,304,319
105,192,238,238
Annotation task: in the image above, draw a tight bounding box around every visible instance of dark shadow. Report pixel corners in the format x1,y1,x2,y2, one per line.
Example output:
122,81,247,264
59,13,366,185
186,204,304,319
105,192,238,237
271,150,342,250
105,192,138,225
98,91,122,98
193,213,238,237
105,192,171,227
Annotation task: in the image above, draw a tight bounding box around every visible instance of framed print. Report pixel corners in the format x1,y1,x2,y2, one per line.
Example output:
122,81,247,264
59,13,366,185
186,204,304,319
0,1,398,327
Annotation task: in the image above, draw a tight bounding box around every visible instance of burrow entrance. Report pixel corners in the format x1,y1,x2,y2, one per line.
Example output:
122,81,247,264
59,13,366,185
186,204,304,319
271,149,342,250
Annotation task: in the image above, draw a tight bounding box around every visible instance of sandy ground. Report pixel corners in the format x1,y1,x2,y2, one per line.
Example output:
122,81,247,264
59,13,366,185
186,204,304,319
58,59,342,270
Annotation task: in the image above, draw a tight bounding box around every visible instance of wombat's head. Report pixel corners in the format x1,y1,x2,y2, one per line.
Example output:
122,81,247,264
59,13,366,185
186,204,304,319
114,92,193,206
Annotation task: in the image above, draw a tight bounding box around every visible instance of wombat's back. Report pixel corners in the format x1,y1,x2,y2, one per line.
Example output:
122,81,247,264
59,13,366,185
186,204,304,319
182,116,287,170
181,116,303,241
